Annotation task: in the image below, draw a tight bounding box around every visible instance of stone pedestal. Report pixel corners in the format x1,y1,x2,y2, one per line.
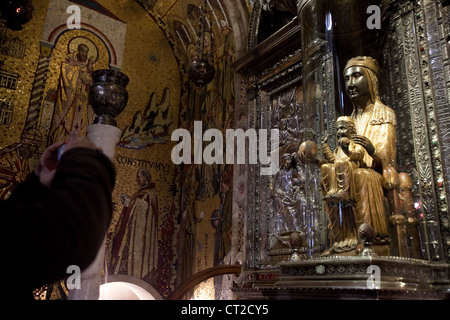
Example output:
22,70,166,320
86,124,122,160
68,124,122,300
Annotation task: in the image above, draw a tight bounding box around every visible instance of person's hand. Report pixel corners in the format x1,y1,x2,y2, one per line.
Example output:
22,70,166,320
35,142,64,188
352,135,375,156
35,132,99,188
64,130,98,152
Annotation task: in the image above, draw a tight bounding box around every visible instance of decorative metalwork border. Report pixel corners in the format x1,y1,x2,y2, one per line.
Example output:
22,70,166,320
381,0,450,262
417,0,450,261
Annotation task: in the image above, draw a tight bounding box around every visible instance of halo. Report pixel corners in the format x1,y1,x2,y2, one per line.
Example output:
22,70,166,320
67,36,99,64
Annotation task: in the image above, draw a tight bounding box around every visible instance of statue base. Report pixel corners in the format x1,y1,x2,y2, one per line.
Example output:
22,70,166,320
233,256,450,299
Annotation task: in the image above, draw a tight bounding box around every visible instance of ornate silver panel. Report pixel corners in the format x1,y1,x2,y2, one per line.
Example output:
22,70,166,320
419,0,450,262
376,0,449,262
242,0,450,273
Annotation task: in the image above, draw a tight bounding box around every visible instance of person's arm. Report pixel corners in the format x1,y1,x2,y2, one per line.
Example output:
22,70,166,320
4,147,115,290
5,172,49,205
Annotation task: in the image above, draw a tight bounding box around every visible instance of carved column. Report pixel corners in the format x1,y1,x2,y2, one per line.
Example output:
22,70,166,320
24,42,52,130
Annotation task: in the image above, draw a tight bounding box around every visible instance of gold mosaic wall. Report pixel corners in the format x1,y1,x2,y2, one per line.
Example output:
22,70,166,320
0,0,236,299
0,1,47,149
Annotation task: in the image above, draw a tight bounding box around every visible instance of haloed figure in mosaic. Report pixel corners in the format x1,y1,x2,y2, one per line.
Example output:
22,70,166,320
48,41,95,145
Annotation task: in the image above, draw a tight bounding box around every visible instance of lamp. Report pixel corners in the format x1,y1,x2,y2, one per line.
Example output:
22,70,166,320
187,0,215,87
85,68,129,159
89,69,130,127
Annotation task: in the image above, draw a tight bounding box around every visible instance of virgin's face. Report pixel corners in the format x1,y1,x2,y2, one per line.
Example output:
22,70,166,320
344,66,370,102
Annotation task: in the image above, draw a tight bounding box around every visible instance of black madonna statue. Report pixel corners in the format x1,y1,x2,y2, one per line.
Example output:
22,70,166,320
300,56,401,256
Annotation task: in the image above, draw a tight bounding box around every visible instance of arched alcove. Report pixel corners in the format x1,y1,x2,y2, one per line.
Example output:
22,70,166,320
46,23,118,68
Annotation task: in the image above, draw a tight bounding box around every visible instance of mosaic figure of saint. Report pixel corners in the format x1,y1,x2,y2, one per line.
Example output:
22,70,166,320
48,39,96,145
109,169,159,284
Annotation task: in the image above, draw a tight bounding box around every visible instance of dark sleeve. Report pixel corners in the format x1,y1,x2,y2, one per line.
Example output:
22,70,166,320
4,147,116,290
5,172,49,205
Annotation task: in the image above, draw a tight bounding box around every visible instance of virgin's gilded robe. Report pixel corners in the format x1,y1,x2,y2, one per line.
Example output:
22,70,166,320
351,101,397,236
